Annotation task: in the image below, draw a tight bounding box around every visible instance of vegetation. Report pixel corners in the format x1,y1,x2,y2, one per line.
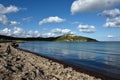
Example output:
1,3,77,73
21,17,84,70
0,34,97,42
54,34,97,42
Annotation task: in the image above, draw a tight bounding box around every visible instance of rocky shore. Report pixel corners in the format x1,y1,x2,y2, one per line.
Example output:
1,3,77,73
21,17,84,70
0,43,102,80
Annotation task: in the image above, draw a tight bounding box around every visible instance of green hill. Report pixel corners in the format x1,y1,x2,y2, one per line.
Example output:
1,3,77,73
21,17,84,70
54,34,97,42
0,34,97,42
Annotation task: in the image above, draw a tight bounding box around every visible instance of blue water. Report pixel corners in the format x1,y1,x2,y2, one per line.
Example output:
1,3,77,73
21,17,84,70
19,42,120,79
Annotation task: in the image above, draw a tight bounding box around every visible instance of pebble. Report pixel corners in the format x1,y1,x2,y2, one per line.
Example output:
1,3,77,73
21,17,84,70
0,43,102,80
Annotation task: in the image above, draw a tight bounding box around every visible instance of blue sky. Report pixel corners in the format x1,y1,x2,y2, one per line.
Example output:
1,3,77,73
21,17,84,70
0,0,120,41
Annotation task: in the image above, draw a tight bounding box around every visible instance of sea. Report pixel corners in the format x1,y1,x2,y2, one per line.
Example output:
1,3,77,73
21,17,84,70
18,41,120,79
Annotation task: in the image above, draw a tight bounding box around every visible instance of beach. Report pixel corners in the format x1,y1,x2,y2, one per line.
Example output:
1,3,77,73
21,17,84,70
0,42,102,80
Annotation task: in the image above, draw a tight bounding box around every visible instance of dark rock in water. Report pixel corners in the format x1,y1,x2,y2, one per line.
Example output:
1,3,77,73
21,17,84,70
11,42,19,48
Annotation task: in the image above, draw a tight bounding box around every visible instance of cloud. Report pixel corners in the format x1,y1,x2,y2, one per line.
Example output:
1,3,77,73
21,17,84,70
0,27,25,37
0,4,19,14
42,33,55,38
107,35,114,38
26,30,41,37
106,35,120,41
51,28,75,35
39,16,65,25
0,4,20,26
99,8,120,27
10,21,20,26
0,14,20,26
0,27,41,37
13,27,24,36
104,18,120,28
99,8,120,18
0,28,12,36
78,24,96,33
71,0,120,14
107,35,120,39
0,27,75,38
40,28,75,38
41,28,75,38
22,16,32,22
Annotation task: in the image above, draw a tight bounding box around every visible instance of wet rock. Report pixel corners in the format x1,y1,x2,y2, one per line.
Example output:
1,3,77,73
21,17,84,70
11,42,19,48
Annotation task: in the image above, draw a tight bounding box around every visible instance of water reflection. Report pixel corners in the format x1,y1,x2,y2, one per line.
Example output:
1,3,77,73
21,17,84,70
105,55,120,68
19,42,120,78
78,52,96,60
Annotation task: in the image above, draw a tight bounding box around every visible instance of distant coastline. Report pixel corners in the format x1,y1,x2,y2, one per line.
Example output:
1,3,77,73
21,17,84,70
0,34,97,42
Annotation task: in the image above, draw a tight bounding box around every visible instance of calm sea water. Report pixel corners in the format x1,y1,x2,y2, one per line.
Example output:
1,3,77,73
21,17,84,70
19,42,120,79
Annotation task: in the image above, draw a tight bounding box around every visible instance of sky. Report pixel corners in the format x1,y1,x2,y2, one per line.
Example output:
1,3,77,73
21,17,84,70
0,0,120,41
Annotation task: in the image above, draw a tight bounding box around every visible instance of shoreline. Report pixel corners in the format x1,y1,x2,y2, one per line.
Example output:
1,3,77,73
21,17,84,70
0,42,118,80
17,44,119,80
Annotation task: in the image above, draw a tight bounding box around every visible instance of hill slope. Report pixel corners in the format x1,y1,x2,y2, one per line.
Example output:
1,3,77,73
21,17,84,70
54,34,97,42
0,34,97,42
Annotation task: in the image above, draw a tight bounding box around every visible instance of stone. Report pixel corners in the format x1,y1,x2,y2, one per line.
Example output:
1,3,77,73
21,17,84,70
0,43,102,80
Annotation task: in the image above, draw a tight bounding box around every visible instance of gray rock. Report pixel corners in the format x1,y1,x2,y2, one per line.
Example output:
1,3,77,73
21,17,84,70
0,43,102,80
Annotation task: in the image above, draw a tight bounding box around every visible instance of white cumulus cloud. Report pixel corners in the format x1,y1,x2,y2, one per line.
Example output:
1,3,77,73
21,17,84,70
71,0,120,14
0,4,19,14
9,21,20,26
39,16,65,25
78,24,96,33
0,4,20,26
0,27,75,38
42,33,55,38
99,8,120,18
104,18,120,28
107,35,114,38
0,28,12,36
51,28,75,35
26,30,41,37
0,14,20,26
0,27,41,38
42,28,75,38
99,8,120,27
13,27,24,37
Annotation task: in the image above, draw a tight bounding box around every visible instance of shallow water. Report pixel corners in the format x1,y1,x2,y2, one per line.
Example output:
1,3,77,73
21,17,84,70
19,42,120,79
